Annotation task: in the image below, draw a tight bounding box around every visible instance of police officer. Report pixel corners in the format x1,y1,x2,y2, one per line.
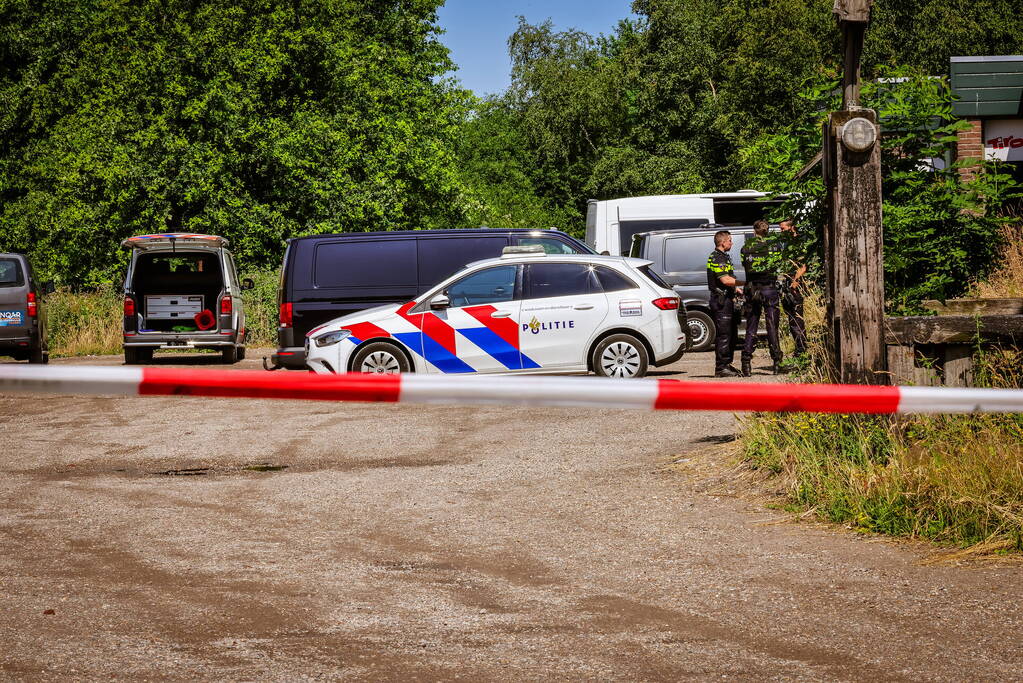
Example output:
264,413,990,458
706,229,743,378
779,218,808,357
740,220,784,376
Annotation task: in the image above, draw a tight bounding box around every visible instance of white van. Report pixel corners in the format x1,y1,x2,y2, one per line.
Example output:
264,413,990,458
585,191,788,255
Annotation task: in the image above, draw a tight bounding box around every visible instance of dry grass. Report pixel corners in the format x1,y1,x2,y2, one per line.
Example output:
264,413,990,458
46,286,123,357
741,408,1023,551
741,278,1023,553
972,222,1023,298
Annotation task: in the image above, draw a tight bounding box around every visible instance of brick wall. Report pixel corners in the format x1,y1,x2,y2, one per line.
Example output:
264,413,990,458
956,118,984,180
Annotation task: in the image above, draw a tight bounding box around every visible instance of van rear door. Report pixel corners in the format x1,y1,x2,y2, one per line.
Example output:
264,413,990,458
121,234,229,250
0,257,28,338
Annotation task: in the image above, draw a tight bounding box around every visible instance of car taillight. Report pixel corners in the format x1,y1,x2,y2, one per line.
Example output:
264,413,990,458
123,297,135,317
279,302,293,328
652,297,679,310
27,292,37,318
220,295,232,314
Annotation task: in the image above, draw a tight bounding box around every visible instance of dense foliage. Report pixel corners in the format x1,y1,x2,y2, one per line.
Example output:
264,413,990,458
738,72,1021,310
1,0,1021,300
459,0,1023,305
0,0,470,285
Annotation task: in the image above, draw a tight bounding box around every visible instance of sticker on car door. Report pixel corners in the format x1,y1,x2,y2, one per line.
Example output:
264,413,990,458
619,300,642,317
0,310,23,326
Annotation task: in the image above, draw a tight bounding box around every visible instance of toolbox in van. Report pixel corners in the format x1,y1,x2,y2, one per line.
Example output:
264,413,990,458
145,295,204,320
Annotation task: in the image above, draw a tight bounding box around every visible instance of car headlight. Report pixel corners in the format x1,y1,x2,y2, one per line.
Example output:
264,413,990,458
313,329,352,347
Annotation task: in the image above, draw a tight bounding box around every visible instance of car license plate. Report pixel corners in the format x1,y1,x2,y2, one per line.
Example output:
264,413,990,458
0,310,23,326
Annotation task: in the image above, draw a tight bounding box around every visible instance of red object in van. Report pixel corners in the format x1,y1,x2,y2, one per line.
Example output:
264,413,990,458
194,309,216,330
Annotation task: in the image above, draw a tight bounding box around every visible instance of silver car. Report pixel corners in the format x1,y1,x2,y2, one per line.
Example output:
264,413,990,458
121,233,252,364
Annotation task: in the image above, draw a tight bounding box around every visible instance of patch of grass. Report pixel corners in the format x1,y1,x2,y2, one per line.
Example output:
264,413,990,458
741,288,1023,551
46,285,123,357
240,269,279,347
972,220,1023,299
742,410,1023,548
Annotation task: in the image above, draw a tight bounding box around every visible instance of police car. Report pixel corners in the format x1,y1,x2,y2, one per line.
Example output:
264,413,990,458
304,247,686,378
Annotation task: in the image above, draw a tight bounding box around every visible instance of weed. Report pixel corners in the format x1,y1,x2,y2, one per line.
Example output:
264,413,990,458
971,220,1023,299
240,269,280,347
45,285,123,357
742,286,1023,552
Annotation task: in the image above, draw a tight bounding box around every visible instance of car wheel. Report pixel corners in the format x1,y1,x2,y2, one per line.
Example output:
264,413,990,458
237,346,246,361
686,310,715,352
222,345,239,364
351,342,410,374
592,334,649,379
124,347,145,365
29,346,48,364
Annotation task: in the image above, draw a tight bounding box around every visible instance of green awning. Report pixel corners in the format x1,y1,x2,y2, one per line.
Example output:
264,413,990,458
951,56,1023,118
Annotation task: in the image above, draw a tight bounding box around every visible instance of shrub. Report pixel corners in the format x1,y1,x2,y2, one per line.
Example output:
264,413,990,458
45,286,122,357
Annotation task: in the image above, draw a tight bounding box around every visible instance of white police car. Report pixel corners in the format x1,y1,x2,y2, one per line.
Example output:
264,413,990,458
305,248,686,378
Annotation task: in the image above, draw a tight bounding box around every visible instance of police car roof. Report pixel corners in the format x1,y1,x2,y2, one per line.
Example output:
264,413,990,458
464,253,653,269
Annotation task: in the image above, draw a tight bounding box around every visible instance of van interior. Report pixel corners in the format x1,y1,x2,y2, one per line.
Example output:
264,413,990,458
131,252,223,332
713,197,788,226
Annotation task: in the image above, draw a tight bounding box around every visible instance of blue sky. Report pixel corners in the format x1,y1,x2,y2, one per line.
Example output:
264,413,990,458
436,0,637,96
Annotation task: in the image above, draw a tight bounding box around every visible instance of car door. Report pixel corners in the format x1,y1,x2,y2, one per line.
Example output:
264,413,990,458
519,262,609,369
424,264,524,374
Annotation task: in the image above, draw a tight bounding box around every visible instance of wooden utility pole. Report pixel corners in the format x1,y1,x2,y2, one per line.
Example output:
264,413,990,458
825,0,886,384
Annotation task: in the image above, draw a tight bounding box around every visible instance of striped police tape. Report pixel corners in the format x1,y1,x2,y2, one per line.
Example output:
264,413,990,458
0,365,1021,414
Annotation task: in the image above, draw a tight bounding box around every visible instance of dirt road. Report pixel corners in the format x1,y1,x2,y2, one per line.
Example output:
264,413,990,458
1,350,1021,680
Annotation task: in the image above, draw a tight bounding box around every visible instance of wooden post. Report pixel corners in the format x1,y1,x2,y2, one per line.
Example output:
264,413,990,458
828,109,885,383
826,0,885,384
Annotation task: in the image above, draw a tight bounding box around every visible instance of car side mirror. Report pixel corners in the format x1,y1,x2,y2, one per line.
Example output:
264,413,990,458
430,294,450,310
43,281,56,294
241,278,254,291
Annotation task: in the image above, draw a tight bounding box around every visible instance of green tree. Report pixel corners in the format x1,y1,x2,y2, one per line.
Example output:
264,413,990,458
735,70,1021,310
0,0,469,285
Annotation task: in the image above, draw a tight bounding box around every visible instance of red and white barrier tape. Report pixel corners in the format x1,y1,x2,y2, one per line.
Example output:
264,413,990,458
0,366,1021,414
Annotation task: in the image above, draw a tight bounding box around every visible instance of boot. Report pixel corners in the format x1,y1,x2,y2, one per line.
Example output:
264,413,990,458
740,360,751,377
773,359,788,375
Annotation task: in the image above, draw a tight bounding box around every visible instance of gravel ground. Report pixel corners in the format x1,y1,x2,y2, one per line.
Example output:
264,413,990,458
1,348,1021,681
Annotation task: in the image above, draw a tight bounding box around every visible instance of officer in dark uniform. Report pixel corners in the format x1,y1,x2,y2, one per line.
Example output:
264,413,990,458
706,228,743,377
779,218,808,357
739,220,784,376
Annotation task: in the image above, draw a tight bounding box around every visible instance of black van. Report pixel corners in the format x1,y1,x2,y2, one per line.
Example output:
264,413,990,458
270,229,593,369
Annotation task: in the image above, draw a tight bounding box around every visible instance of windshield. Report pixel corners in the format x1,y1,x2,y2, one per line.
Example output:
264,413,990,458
638,264,671,289
0,258,24,287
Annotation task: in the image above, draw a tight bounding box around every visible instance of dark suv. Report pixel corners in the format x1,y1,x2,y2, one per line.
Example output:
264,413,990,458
0,253,50,363
630,227,767,351
271,229,594,369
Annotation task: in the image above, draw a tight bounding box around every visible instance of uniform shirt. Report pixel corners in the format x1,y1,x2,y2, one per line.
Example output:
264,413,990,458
706,249,735,294
741,233,786,284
